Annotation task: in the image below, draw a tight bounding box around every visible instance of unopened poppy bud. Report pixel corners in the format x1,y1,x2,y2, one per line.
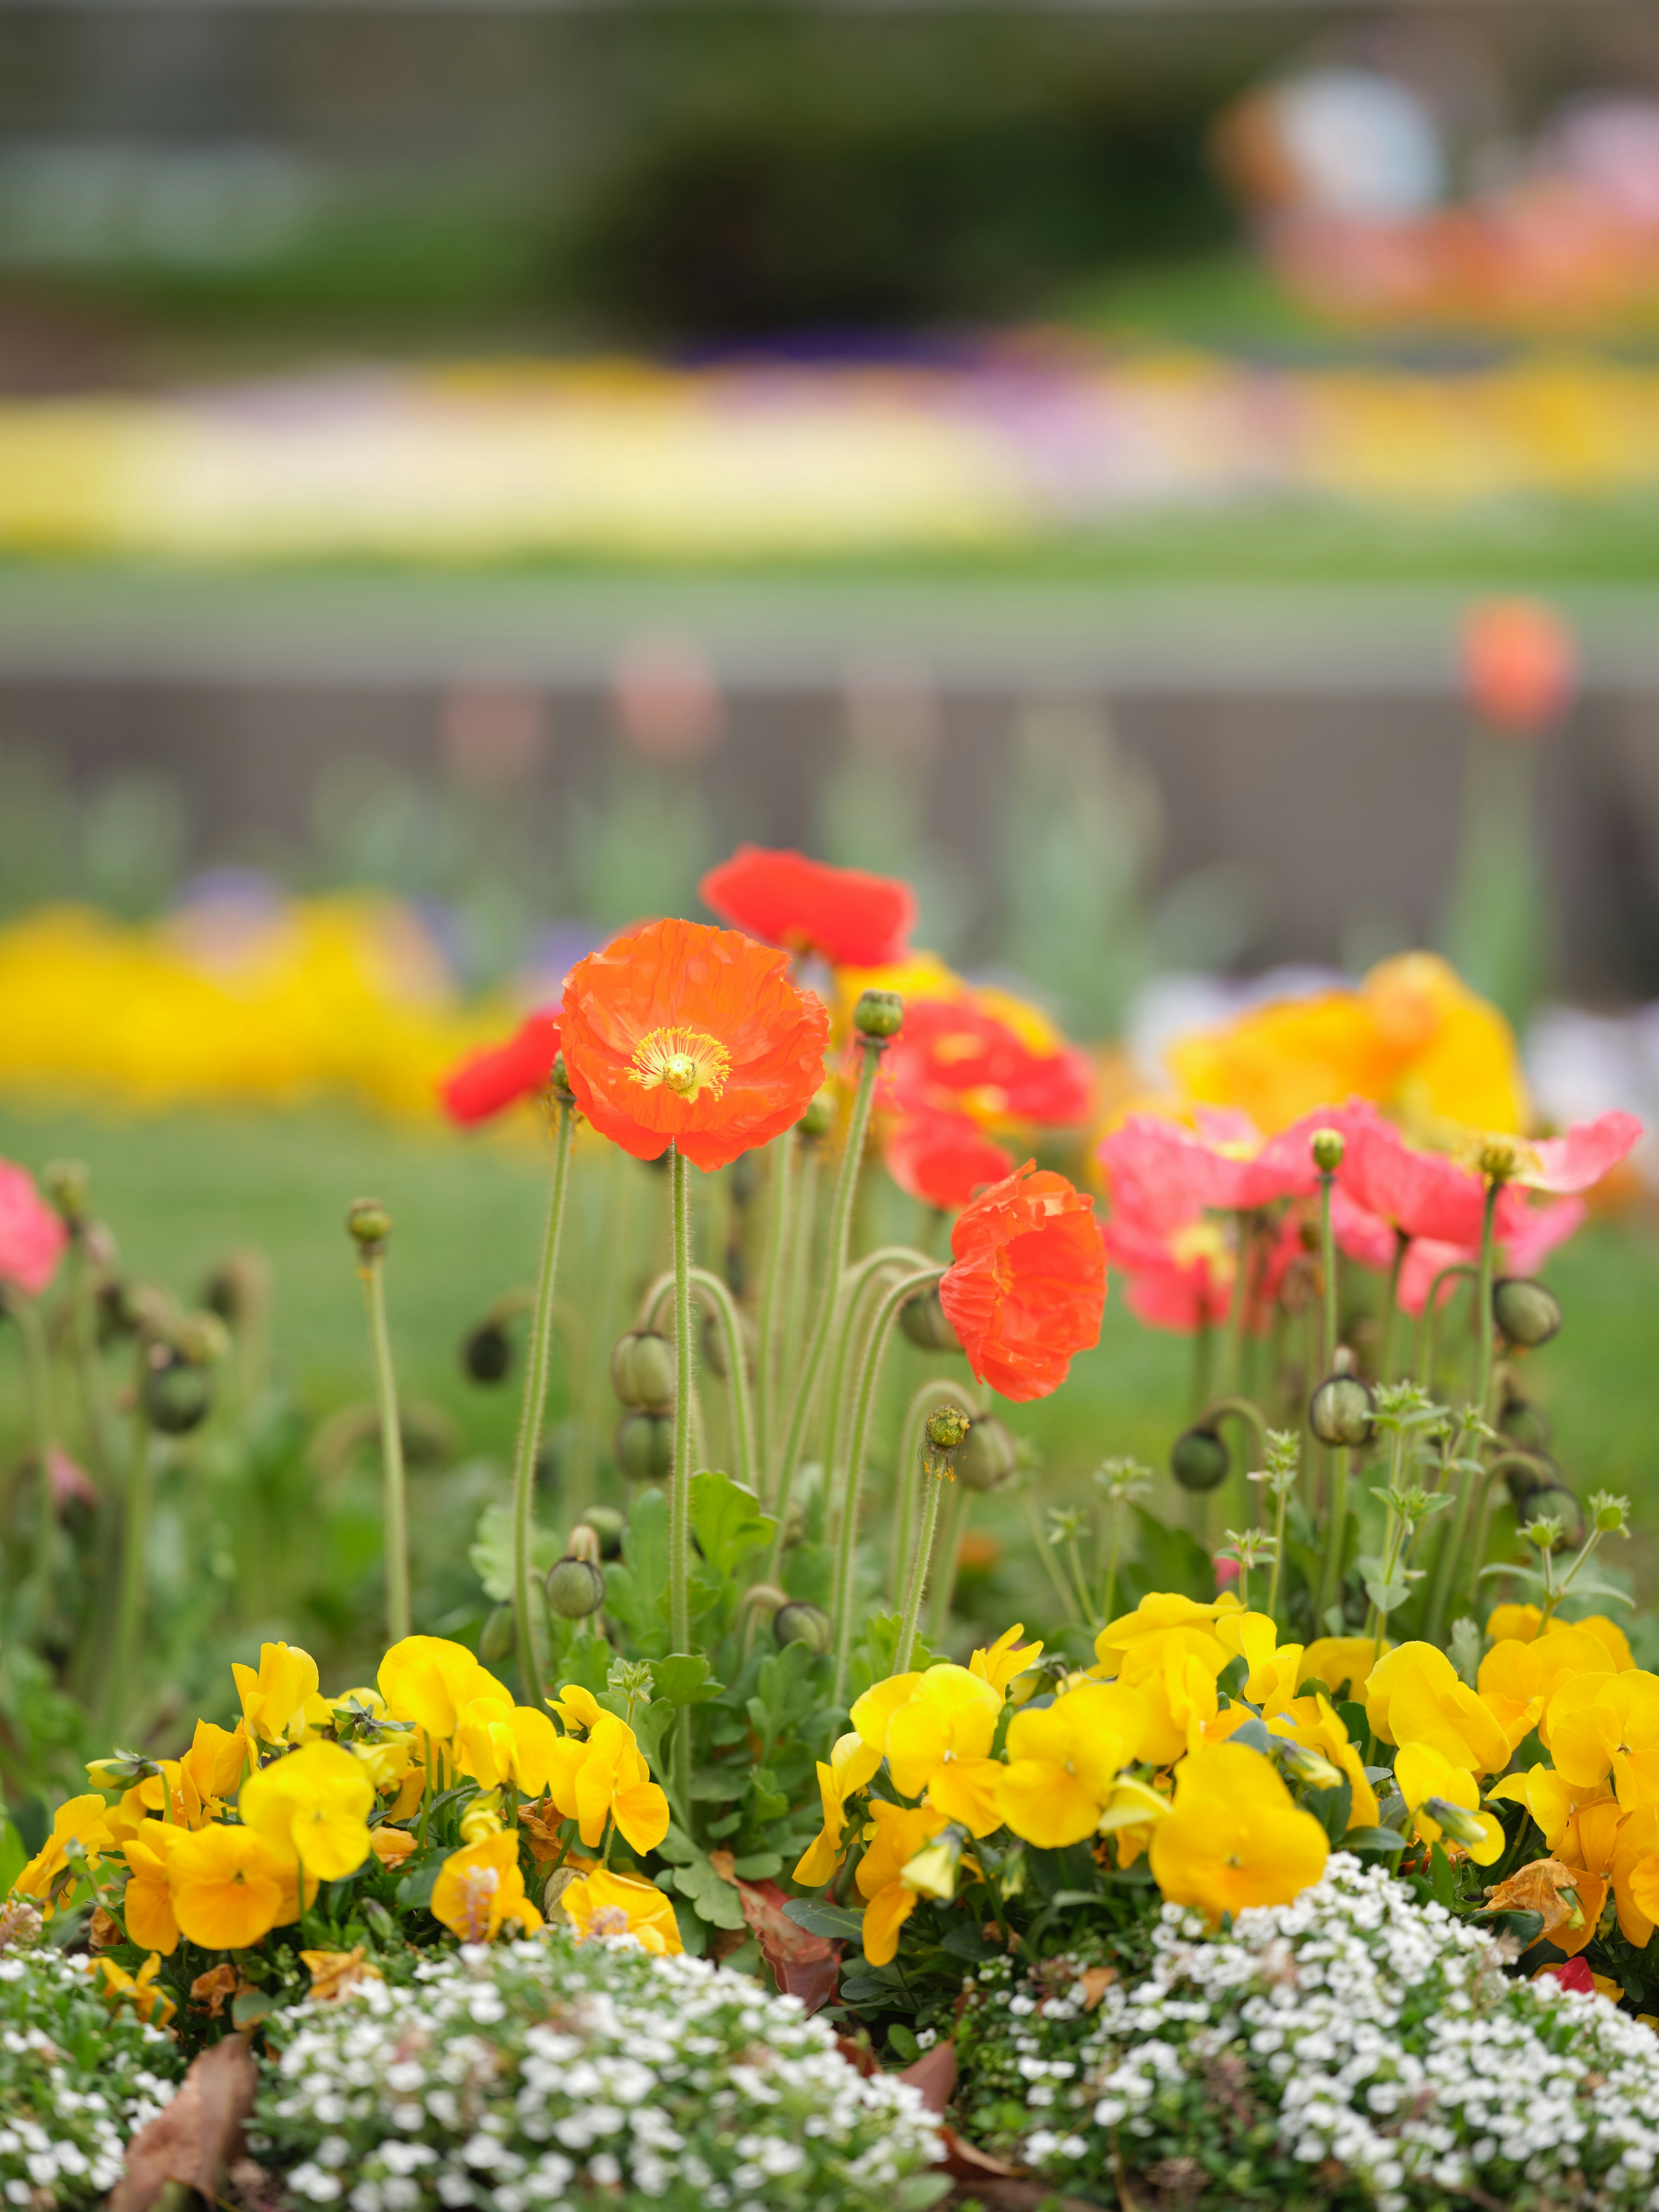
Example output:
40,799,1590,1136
610,1329,676,1412
900,1286,961,1352
901,1827,966,1901
1493,1277,1563,1349
479,1603,517,1666
701,1307,754,1382
141,1350,213,1435
853,989,904,1041
1498,1392,1551,1457
1309,1373,1376,1450
1171,1424,1229,1492
582,1504,626,1559
173,1311,229,1367
546,1555,606,1620
1424,1798,1487,1850
464,1319,513,1384
203,1250,271,1331
798,1087,837,1140
1310,1128,1345,1174
566,1523,604,1566
96,1279,143,1345
347,1199,392,1250
42,1158,90,1228
926,1404,973,1455
957,1415,1018,1494
774,1600,831,1653
614,1408,674,1484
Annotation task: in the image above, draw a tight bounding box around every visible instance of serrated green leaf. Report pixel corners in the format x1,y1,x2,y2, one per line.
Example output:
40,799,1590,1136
469,1501,561,1605
652,1653,718,1707
692,1469,775,1579
396,1857,444,1912
731,1851,783,1879
623,1488,670,1618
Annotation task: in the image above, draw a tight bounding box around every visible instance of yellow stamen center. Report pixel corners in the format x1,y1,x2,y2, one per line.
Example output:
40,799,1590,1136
629,1027,731,1103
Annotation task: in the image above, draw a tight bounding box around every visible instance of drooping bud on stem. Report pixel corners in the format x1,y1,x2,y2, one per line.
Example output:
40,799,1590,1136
1171,1424,1229,1492
1309,1373,1376,1450
1493,1276,1562,1349
774,1600,831,1653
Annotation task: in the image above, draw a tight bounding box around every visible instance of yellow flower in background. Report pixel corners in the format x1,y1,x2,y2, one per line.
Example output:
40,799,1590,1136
1149,1743,1328,1923
1487,1603,1543,1645
1393,1743,1504,1865
998,1682,1149,1850
1567,1616,1637,1672
455,1700,562,1798
234,1643,321,1747
120,1821,184,1955
168,1823,292,1950
1488,1763,1617,1853
430,1832,542,1943
96,1954,175,2029
13,1795,116,1907
970,1626,1044,1697
856,1801,947,1967
1547,1670,1659,1804
1299,1638,1388,1700
794,1731,882,1888
560,1868,682,1956
240,1741,375,1881
885,1665,1005,1837
378,1636,511,1743
1365,1644,1512,1775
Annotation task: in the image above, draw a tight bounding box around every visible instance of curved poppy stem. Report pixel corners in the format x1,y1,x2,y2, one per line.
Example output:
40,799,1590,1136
1313,1168,1346,1628
1216,1210,1254,1399
1423,1181,1503,1645
668,1141,696,1813
891,1377,975,1605
509,1096,575,1707
763,1038,884,1582
686,1265,758,1498
1415,1261,1479,1391
928,1481,971,1642
753,1131,796,1482
819,1243,936,1610
829,1264,945,1705
1197,1394,1271,1516
104,1398,151,1736
1378,1230,1408,1386
896,1473,946,1677
1466,1449,1554,1598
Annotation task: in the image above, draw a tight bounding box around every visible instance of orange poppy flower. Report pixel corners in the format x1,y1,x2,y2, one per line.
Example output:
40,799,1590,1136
559,917,829,1171
938,1162,1106,1401
885,1110,1014,1211
700,845,914,968
1462,598,1575,736
438,1010,560,1125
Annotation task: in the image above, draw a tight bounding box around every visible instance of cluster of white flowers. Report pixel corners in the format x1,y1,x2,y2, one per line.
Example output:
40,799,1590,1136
252,1931,945,2212
969,1855,1659,2212
0,1945,182,2207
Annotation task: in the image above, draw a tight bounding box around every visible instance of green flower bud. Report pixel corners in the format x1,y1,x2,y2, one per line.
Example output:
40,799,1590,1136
479,1603,517,1666
853,989,904,1040
700,1308,754,1383
1590,1489,1631,1537
1424,1797,1489,1850
925,1404,973,1456
1498,1392,1551,1457
1309,1373,1376,1450
774,1601,831,1653
957,1415,1019,1495
1310,1128,1345,1174
546,1555,607,1619
1503,1453,1557,1511
901,1827,966,1901
614,1408,674,1484
42,1159,90,1228
610,1329,676,1413
141,1351,213,1435
464,1319,513,1384
1527,1486,1584,1552
346,1198,392,1248
798,1087,837,1140
899,1286,961,1352
1493,1276,1563,1350
582,1505,626,1559
1171,1425,1229,1493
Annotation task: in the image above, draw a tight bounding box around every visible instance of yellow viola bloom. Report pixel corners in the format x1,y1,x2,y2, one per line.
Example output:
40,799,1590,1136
543,1713,668,1856
431,1832,542,1944
1480,1627,1610,1750
885,1665,1006,1838
13,1794,117,1908
1618,1818,1659,1945
997,1682,1149,1850
856,1801,947,1967
1393,1743,1505,1865
560,1867,682,1956
232,1642,321,1747
119,1821,184,1956
1215,1611,1303,1715
1487,1603,1543,1645
849,1672,923,1757
96,1954,176,2029
1487,1764,1617,1853
1149,1743,1328,1925
969,1625,1044,1697
1268,1693,1381,1831
1561,1615,1636,1672
548,1683,606,1735
1299,1637,1388,1699
1093,1593,1228,1676
1114,1634,1226,1765
240,1742,375,1882
378,1636,512,1742
167,1823,293,1949
455,1700,563,1798
1546,1670,1659,1806
1365,1643,1512,1775
794,1731,881,1888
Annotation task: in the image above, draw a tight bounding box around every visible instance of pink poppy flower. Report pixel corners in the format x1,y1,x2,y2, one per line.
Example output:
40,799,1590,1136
1334,1114,1491,1245
0,1161,66,1299
1103,1208,1234,1335
1099,1102,1372,1224
884,1111,1014,1212
1519,1110,1641,1195
1395,1190,1587,1316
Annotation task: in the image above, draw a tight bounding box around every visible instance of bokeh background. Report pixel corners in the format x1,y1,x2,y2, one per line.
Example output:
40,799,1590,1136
3,0,1659,1724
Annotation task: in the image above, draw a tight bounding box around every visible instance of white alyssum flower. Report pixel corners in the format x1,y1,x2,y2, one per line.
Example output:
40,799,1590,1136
251,1926,944,2210
960,1854,1659,2211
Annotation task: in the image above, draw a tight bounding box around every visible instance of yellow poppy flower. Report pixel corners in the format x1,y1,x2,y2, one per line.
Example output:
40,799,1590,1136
119,1821,184,1955
969,1626,1044,1698
13,1795,116,1908
885,1665,1006,1837
232,1642,321,1746
1546,1670,1659,1804
1148,1743,1328,1924
547,1683,605,1734
1299,1637,1388,1699
168,1823,292,1949
856,1801,946,1967
997,1682,1149,1850
1365,1643,1511,1775
559,1867,682,1956
240,1741,375,1881
794,1731,882,1887
96,1954,175,2029
1393,1743,1504,1865
455,1699,562,1797
377,1635,511,1742
1487,1762,1617,1853
430,1832,542,1943
1487,1603,1543,1645
543,1714,668,1855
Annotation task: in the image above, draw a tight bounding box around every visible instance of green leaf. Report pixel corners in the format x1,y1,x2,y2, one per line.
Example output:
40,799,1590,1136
838,1976,895,2006
1344,1826,1408,1853
395,1857,444,1912
692,1469,775,1579
1478,1560,1548,1587
661,1831,747,1931
888,2024,920,2063
652,1654,719,1707
1556,1577,1636,1609
232,1989,273,2029
1429,1841,1456,1909
0,1820,27,1898
783,1899,866,1940
731,1851,783,1879
623,1488,670,1619
1363,1576,1415,1614
630,1698,674,1774
468,1501,561,1605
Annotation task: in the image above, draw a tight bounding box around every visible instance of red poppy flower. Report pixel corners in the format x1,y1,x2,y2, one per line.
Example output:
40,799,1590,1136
439,1011,561,1127
700,845,915,968
1462,599,1576,736
939,1162,1106,1402
885,1111,1014,1211
559,917,828,1171
884,997,1092,1129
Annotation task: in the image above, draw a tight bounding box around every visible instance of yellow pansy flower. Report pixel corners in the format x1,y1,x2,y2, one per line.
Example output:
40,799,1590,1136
1479,1627,1609,1750
168,1823,293,1950
1149,1743,1328,1924
1215,1611,1304,1715
1267,1693,1381,1832
1365,1643,1512,1775
455,1700,562,1798
13,1795,116,1909
559,1868,682,1956
377,1636,511,1742
1299,1637,1388,1699
969,1626,1044,1698
240,1742,375,1881
794,1731,882,1887
119,1821,184,1956
543,1714,668,1856
1393,1743,1504,1865
856,1801,946,1967
1618,1815,1659,1945
96,1954,175,2029
232,1642,321,1746
1093,1593,1230,1676
548,1683,606,1735
885,1665,1006,1838
1546,1670,1659,1806
430,1832,541,1943
849,1671,923,1757
997,1681,1149,1850
1560,1615,1636,1672
1487,1762,1617,1853
1487,1603,1543,1645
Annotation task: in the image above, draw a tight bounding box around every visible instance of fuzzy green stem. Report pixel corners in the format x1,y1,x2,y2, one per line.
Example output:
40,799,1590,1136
1100,1497,1127,1626
684,1266,759,1496
11,1298,59,1624
817,1245,933,1618
1468,1449,1554,1580
1378,1231,1408,1386
1217,1211,1254,1398
1267,1486,1289,1626
753,1132,796,1484
928,1482,970,1643
1422,1184,1501,1645
1313,1170,1347,1624
509,1101,575,1703
1319,1171,1338,1372
1472,1179,1502,1422
105,1403,151,1736
891,1378,973,1603
359,1248,411,1646
1021,1482,1079,1622
1199,1393,1272,1526
782,1141,822,1406
895,1473,946,1675
669,1142,696,1811
1416,1262,1479,1391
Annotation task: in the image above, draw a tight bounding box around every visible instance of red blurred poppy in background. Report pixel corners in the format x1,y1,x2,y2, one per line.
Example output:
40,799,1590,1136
884,1111,1015,1212
700,846,915,969
439,1011,562,1126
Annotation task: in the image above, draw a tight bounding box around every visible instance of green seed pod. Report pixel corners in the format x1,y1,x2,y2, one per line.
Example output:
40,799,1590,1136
798,1087,837,1139
900,1286,961,1352
1309,1373,1376,1450
925,1403,973,1456
1493,1276,1563,1350
582,1504,626,1559
614,1409,674,1484
546,1556,607,1619
774,1601,831,1654
1498,1392,1551,1457
853,989,904,1040
464,1320,513,1384
346,1198,392,1248
1170,1425,1229,1492
480,1603,517,1666
42,1159,90,1228
957,1415,1018,1495
141,1352,213,1436
610,1329,676,1413
1528,1485,1584,1552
